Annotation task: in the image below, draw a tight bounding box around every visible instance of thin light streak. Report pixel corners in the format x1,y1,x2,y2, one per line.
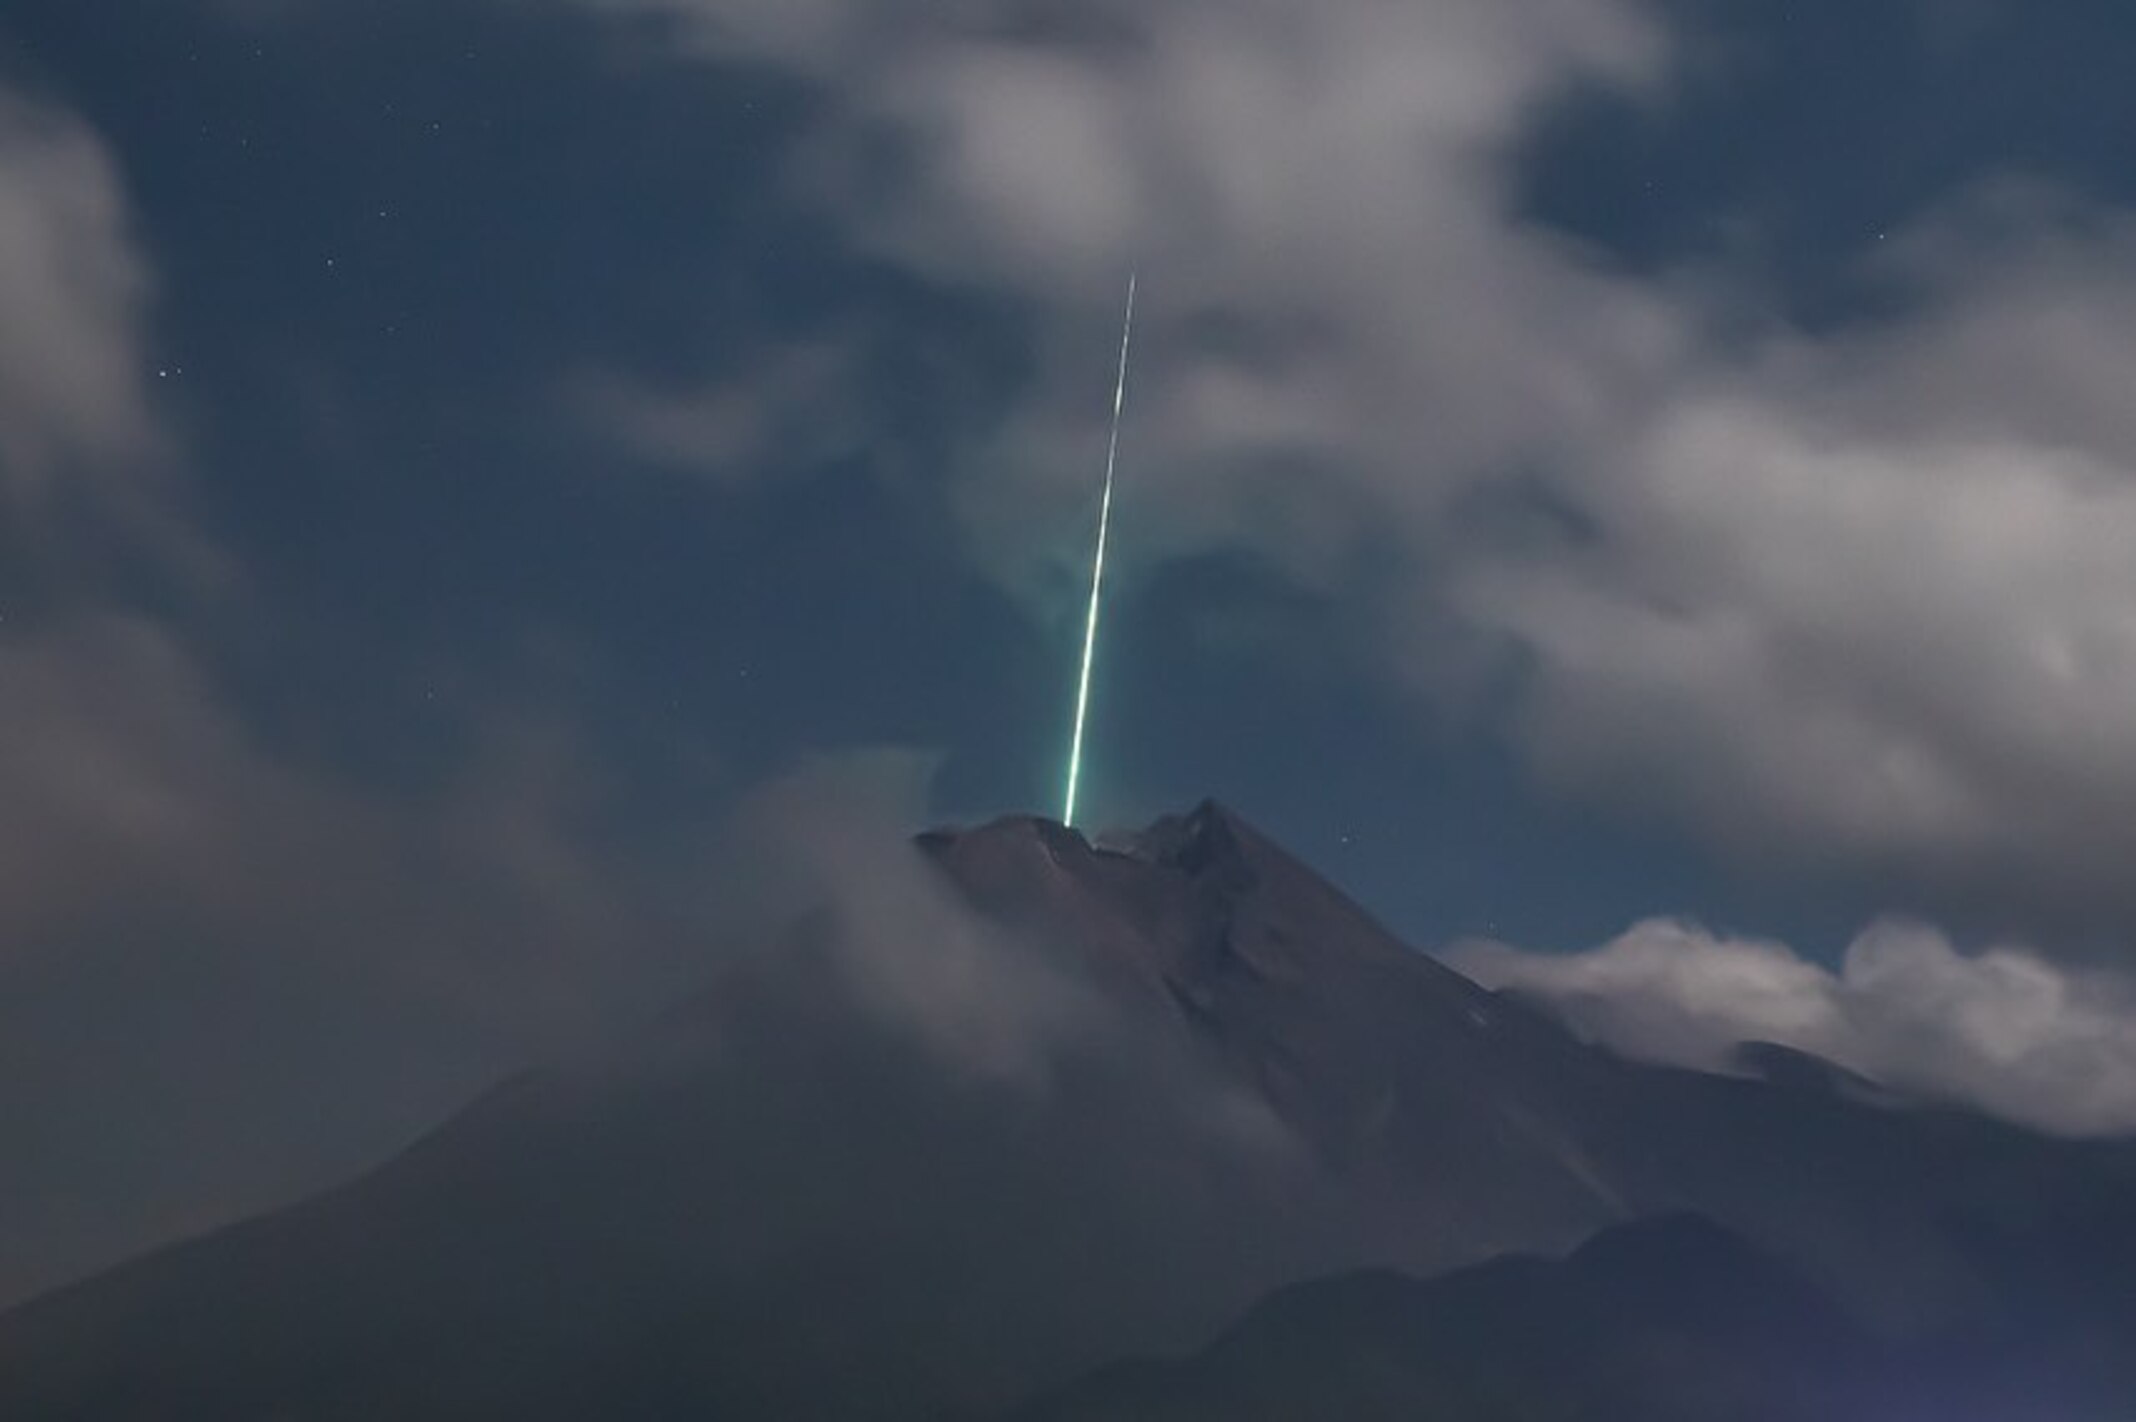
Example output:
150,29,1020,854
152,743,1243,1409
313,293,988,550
1064,272,1137,830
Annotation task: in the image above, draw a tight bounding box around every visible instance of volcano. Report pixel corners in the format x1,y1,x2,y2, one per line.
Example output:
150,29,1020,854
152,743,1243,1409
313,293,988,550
4,801,2133,1419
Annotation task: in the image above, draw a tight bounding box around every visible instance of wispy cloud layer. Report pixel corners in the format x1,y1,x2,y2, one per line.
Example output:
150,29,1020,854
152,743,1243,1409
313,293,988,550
1449,919,2136,1137
0,90,154,495
0,608,734,1303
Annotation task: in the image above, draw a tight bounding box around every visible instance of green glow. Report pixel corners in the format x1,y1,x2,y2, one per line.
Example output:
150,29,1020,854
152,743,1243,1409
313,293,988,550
1065,272,1137,830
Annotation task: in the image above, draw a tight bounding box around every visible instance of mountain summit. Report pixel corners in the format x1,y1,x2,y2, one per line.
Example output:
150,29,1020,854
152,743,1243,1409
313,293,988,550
3,803,2134,1419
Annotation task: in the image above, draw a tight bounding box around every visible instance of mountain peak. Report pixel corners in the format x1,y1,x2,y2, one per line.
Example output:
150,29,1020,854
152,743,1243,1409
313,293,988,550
1126,798,1259,881
914,799,1414,989
914,798,1258,869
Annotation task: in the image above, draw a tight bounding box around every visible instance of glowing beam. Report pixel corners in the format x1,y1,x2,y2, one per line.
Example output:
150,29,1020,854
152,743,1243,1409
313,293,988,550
1064,272,1137,830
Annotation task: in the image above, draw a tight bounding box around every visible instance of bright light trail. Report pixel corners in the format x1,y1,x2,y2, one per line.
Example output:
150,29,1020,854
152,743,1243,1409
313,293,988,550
1063,271,1137,830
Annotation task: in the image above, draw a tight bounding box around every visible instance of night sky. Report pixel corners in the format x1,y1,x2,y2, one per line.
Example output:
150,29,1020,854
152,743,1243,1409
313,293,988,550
8,0,2136,1304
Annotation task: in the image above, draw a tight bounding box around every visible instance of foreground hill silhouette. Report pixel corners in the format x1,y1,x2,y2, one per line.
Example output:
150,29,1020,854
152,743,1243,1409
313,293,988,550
1019,1210,2136,1421
3,801,2133,1419
1019,1215,1884,1421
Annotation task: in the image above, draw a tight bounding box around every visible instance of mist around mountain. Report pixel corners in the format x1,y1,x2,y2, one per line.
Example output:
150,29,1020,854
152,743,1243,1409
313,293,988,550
3,797,2133,1419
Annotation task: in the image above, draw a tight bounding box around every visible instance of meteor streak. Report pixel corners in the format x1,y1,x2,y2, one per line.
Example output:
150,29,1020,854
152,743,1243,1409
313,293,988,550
1064,272,1137,830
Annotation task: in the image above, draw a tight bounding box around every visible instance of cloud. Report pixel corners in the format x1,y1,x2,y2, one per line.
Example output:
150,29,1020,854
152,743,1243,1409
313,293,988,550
1459,204,2136,906
704,752,1300,1162
1447,919,2136,1137
0,615,699,1017
559,0,2136,925
576,337,871,483
711,749,1099,1088
0,83,219,593
561,0,1681,579
0,89,156,498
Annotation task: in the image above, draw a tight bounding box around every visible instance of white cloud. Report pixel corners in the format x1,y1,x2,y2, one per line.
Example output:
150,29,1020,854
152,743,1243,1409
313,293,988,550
1457,208,2136,897
1448,919,2136,1137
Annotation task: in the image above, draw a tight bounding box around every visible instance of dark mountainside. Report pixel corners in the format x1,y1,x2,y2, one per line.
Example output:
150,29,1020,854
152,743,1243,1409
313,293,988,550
1017,1214,1889,1422
3,801,2134,1419
1017,1211,2136,1421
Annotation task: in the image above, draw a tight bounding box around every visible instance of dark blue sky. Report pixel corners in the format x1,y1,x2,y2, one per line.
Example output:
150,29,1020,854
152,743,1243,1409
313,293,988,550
6,0,2136,1302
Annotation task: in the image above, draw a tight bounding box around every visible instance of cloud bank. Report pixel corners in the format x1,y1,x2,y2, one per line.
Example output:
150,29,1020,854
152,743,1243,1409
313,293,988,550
1449,919,2136,1137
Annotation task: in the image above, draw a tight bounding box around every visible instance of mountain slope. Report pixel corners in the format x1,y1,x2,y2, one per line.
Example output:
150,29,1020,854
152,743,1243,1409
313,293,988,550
935,804,2136,1329
1,801,2132,1419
